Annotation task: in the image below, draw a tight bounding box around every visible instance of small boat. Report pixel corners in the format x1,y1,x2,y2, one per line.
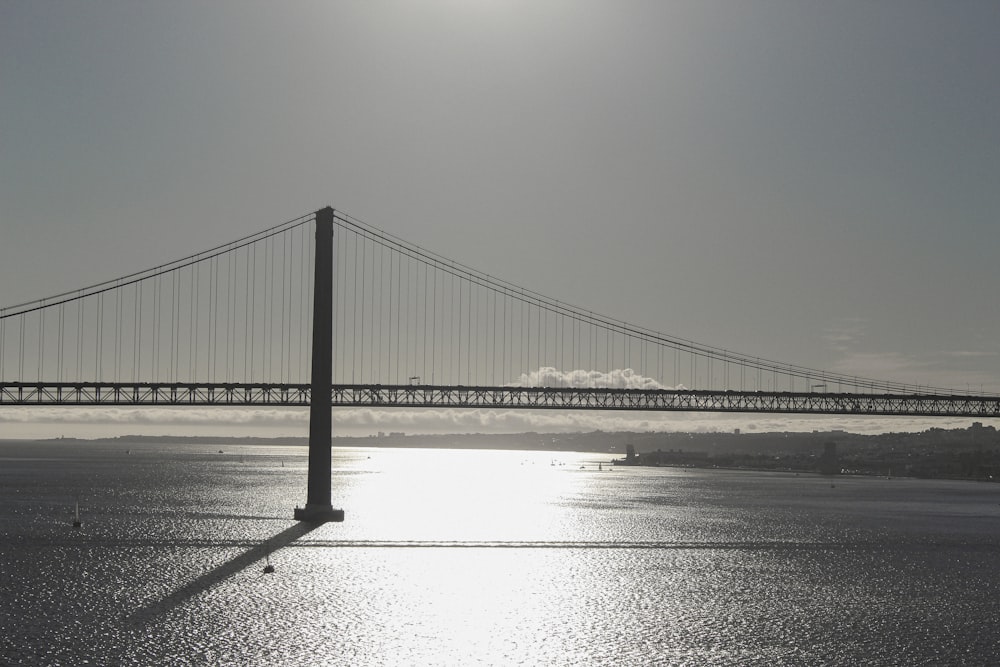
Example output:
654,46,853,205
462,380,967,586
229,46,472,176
72,500,82,528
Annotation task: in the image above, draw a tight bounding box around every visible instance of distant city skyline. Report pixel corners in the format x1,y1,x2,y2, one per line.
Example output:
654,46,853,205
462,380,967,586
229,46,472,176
2,1,999,437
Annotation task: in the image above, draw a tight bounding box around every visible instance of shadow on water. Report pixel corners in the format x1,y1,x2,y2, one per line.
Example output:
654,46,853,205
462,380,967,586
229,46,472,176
127,521,321,625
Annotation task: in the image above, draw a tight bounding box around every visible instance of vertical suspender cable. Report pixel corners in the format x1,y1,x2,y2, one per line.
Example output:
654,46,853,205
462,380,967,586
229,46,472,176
491,288,496,384
389,248,395,383
473,279,479,384
19,312,25,381
502,287,507,383
338,222,347,384
468,279,473,385
281,232,287,383
370,235,376,382
590,315,596,381
248,247,255,382
244,244,251,383
153,277,159,381
537,299,542,378
210,256,217,382
2,311,7,381
286,231,292,383
361,229,367,383
446,272,452,383
404,255,410,380
134,283,140,383
57,304,64,383
96,293,103,382
335,223,344,384
501,290,507,384
168,272,174,382
299,226,306,383
38,309,44,381
368,233,375,382
175,270,181,383
111,286,117,382
19,314,25,382
353,231,359,383
453,271,458,383
413,259,418,382
335,222,344,384
458,277,464,384
281,232,286,383
266,236,274,382
189,264,195,382
375,241,382,383
557,304,562,373
430,264,436,384
542,299,547,374
359,232,365,382
520,297,525,383
423,261,429,383
227,252,233,382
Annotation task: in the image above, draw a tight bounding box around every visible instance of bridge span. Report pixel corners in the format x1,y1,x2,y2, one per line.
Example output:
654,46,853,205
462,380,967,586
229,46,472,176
3,381,999,418
5,206,999,520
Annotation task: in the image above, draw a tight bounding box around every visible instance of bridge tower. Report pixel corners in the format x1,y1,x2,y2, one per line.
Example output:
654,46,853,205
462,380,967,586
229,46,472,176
294,206,345,523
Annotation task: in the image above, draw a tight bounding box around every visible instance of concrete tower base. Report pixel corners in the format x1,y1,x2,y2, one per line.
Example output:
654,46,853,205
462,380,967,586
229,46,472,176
294,504,345,523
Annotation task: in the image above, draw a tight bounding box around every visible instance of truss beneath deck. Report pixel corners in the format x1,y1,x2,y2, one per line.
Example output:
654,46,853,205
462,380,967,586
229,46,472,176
2,382,1000,417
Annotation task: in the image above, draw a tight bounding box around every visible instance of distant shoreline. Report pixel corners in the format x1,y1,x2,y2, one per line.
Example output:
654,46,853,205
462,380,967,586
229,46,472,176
3,427,868,451
7,423,996,482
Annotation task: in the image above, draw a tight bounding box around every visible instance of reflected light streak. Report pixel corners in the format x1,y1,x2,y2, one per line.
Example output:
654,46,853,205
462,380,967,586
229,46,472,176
337,448,589,543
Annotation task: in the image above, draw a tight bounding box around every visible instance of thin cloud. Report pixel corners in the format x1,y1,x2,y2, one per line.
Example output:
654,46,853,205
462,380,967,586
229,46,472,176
942,350,998,358
822,318,868,352
830,351,926,378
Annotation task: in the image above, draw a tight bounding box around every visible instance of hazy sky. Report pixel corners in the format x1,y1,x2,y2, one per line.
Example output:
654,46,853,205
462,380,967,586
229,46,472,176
2,1,999,437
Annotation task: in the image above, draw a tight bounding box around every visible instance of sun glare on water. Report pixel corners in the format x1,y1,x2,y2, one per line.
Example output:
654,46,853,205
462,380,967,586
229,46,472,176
338,448,591,543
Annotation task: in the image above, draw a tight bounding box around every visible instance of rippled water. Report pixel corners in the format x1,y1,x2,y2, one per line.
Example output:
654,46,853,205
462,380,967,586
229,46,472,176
3,440,1000,665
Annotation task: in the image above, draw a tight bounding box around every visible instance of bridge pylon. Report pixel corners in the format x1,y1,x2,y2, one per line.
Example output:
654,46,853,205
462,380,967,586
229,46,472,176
294,206,345,523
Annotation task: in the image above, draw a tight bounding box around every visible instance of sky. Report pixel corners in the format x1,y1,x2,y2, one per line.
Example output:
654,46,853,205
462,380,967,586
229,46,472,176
2,1,999,438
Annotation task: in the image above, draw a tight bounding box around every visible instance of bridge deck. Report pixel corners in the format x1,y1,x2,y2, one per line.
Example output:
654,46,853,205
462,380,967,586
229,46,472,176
2,382,999,417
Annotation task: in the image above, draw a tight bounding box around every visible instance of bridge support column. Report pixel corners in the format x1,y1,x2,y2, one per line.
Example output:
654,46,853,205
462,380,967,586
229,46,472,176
295,206,345,523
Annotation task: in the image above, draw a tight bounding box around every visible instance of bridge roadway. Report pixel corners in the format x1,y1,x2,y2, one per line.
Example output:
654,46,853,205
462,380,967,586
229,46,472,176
2,382,1000,417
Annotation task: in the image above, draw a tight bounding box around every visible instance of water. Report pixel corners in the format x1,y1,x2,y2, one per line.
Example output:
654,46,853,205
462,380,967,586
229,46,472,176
3,440,1000,665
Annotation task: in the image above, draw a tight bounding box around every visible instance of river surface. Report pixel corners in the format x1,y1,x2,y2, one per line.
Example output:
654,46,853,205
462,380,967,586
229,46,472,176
2,439,1000,666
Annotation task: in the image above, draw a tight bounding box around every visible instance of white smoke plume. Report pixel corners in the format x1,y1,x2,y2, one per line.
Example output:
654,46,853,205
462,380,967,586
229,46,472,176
511,367,678,390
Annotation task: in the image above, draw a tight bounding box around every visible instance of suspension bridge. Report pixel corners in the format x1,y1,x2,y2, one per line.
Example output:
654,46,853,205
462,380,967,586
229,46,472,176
3,207,999,520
